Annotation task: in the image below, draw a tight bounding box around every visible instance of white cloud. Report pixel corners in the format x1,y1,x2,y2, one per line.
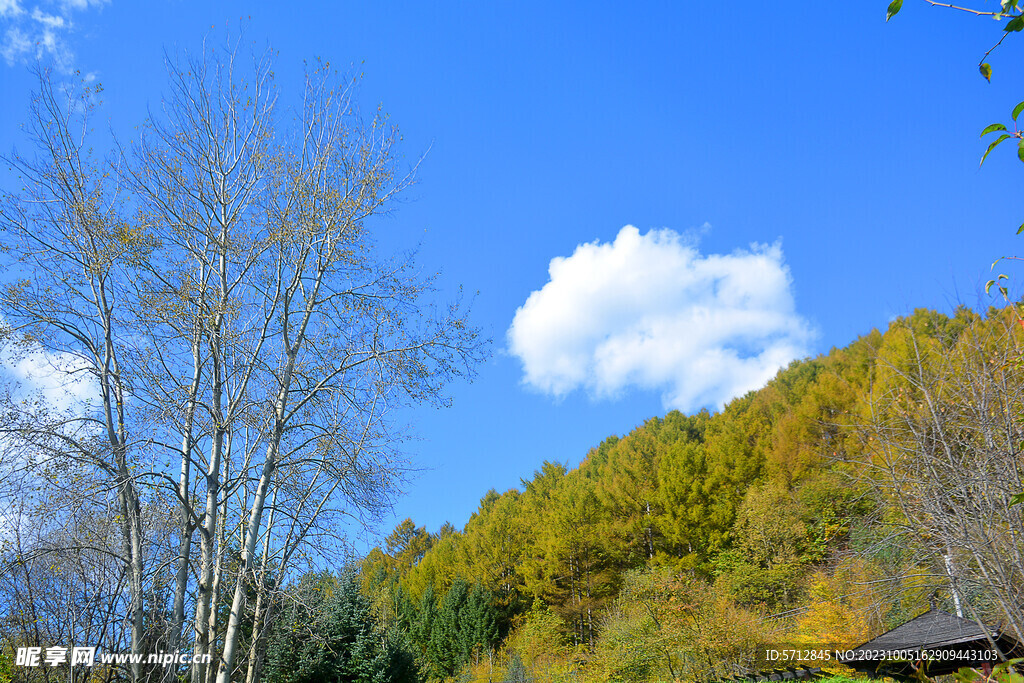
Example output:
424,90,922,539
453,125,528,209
30,7,63,28
0,25,28,62
1,343,96,414
1,0,107,68
507,225,816,412
60,0,108,9
0,0,22,19
0,315,97,415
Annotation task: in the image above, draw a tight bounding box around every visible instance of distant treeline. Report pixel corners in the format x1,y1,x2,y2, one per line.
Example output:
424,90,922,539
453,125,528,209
266,304,1024,682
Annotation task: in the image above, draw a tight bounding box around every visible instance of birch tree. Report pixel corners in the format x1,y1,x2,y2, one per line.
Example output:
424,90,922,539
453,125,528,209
1,39,484,683
855,311,1024,647
0,68,157,681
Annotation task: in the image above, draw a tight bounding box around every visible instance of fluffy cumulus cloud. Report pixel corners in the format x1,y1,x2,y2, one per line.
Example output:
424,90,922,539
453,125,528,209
507,225,815,412
0,0,108,68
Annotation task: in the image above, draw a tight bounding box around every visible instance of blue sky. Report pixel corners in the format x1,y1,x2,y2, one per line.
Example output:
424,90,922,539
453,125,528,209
1,1,1022,545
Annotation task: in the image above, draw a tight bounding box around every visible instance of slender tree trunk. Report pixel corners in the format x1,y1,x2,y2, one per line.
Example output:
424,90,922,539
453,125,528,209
192,435,226,681
204,447,231,683
216,433,281,683
105,313,146,682
944,551,963,617
167,339,203,683
193,340,227,683
244,484,278,683
646,500,654,559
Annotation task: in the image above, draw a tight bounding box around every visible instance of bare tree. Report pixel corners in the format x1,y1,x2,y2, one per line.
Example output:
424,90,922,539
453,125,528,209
0,38,485,683
0,67,157,681
854,311,1024,647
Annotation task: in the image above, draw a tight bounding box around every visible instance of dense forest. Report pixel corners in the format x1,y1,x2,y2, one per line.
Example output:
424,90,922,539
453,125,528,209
259,304,1023,682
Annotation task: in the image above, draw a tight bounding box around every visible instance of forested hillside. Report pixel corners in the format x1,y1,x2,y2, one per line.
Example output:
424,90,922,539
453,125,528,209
300,304,1024,682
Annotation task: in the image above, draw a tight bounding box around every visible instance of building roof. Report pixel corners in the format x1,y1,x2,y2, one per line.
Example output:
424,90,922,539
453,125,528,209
840,608,1022,680
848,608,996,652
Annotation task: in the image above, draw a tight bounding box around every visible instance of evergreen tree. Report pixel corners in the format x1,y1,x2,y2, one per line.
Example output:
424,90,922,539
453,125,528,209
462,584,499,662
409,583,437,656
395,577,501,680
264,571,420,683
427,579,469,677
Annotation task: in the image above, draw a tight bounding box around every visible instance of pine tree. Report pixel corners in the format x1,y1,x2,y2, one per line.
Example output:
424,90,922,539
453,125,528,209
462,584,499,664
264,571,420,683
427,578,469,677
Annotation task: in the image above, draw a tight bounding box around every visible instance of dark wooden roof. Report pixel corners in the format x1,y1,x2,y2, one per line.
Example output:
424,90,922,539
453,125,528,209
848,608,995,652
840,609,1022,680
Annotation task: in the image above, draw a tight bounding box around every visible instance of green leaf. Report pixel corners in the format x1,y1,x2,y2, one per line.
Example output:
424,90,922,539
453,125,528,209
1017,223,1024,235
982,123,1009,136
954,667,982,683
1013,101,1024,121
1019,138,1024,163
985,274,1008,294
1000,286,1009,299
886,0,903,20
980,62,993,82
1004,15,1024,31
1010,492,1024,507
981,134,1011,165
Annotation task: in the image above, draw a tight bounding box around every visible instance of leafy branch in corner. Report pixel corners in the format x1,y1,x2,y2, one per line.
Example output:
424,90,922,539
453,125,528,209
981,101,1024,301
887,0,1024,81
